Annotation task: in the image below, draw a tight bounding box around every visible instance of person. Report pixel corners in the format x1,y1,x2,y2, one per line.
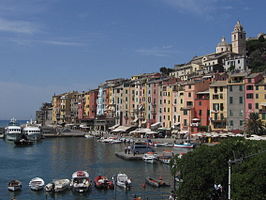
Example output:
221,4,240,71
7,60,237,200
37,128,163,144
127,146,131,154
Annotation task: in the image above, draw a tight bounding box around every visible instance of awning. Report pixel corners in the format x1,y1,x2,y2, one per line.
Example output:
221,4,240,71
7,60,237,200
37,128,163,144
108,124,120,130
130,128,151,134
146,131,158,135
151,122,161,129
112,126,133,133
192,118,200,121
133,118,139,123
80,124,89,128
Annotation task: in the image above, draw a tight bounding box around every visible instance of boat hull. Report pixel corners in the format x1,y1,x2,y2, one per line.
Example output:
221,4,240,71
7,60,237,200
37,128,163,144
26,133,42,141
5,133,22,141
174,144,194,148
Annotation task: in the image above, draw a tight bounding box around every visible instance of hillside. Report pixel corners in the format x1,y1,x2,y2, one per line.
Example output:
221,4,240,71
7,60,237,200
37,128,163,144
246,36,266,72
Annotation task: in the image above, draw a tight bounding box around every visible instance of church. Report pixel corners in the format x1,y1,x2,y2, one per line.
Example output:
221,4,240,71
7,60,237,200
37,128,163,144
170,21,248,80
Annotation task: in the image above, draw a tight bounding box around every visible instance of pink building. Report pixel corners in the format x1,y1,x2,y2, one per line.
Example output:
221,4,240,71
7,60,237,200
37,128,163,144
181,80,211,133
244,73,263,119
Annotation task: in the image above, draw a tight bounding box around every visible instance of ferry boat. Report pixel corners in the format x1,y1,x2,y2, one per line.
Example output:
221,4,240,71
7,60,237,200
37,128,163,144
23,120,42,141
5,118,22,141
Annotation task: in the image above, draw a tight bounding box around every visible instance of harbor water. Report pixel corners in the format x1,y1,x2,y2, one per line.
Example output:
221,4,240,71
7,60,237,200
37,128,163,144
0,135,187,200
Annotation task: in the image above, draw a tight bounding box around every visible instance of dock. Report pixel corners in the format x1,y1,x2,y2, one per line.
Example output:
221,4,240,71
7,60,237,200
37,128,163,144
115,152,143,160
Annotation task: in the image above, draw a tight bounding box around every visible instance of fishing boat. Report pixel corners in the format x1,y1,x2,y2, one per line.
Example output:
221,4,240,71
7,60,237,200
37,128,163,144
115,173,131,189
70,171,91,193
23,120,42,141
5,118,22,141
145,177,170,187
158,150,174,165
174,141,194,148
142,152,157,164
94,176,114,189
29,177,45,191
8,180,22,191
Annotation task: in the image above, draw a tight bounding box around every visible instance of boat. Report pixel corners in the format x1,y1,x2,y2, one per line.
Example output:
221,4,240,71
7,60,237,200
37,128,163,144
84,134,94,139
8,180,22,191
174,141,194,148
29,177,45,191
145,177,170,187
5,118,22,141
70,171,91,193
14,138,33,146
142,152,157,164
158,150,174,165
53,179,70,192
23,120,42,141
94,176,114,189
115,173,131,189
45,183,54,192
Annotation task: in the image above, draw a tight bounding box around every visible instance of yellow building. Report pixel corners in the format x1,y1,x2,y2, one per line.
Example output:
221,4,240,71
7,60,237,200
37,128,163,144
254,77,266,122
51,94,62,124
209,81,228,131
84,92,90,118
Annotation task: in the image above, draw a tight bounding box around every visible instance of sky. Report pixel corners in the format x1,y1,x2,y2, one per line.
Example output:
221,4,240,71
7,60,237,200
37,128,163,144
0,0,265,120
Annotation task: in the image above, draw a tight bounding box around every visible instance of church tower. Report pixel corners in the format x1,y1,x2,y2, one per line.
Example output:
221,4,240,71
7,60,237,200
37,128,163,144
231,21,246,55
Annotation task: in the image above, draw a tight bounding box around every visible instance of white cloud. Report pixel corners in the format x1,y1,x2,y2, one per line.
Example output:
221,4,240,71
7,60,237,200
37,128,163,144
136,46,179,57
0,18,38,34
42,40,84,46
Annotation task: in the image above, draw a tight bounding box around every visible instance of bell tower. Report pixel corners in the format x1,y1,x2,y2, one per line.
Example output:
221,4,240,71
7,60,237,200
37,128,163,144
231,21,246,55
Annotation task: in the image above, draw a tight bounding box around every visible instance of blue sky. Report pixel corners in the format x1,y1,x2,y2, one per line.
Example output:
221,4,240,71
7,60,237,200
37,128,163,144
0,0,265,119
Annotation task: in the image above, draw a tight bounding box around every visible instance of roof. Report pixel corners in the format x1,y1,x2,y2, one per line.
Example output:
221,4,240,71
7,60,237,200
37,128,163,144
210,81,227,87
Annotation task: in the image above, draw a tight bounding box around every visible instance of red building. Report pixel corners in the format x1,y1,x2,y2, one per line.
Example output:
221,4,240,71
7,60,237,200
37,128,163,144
193,90,210,133
88,89,98,119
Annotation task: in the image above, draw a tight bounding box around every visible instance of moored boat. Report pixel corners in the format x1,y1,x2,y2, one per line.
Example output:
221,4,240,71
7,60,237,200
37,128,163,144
5,118,22,141
14,138,33,146
23,121,42,141
174,142,194,148
115,173,131,189
145,177,170,187
45,183,54,192
70,171,91,193
8,180,22,191
94,176,114,189
142,152,157,164
53,179,70,192
29,177,45,191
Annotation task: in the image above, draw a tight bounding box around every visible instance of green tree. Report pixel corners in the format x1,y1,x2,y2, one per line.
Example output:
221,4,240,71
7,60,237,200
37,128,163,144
245,112,265,136
170,138,266,200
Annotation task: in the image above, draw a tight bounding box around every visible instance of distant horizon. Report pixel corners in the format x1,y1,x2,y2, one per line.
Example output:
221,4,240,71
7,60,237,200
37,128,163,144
0,0,265,119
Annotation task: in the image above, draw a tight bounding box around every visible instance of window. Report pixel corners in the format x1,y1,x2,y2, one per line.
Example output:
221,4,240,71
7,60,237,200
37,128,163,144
214,87,218,93
229,85,233,92
256,86,259,90
213,95,219,99
264,86,266,90
262,113,266,120
230,120,234,126
188,92,191,97
220,103,224,111
187,101,193,107
199,101,202,106
220,87,223,92
256,94,259,99
255,103,259,109
246,85,253,90
229,97,233,104
220,94,223,99
239,110,243,116
240,120,243,126
230,110,233,116
246,94,253,99
199,110,202,116
184,119,187,126
239,85,243,91
183,110,188,115
248,103,252,109
239,97,243,104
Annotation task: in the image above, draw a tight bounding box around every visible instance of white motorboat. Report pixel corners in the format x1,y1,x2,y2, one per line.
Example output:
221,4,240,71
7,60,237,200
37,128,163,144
54,179,70,192
115,173,131,189
8,180,22,191
84,134,94,139
29,177,45,191
70,171,91,193
23,120,42,141
143,152,157,164
5,118,22,141
46,179,70,192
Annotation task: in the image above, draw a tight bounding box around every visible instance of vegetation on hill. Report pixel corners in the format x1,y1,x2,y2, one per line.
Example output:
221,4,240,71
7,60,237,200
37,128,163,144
170,138,266,200
246,36,266,72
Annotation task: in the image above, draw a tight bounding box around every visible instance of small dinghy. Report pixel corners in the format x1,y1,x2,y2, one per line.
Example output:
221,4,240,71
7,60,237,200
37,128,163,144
94,176,114,190
8,180,22,191
70,171,91,193
115,173,131,189
45,183,54,192
29,177,45,191
145,177,170,187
